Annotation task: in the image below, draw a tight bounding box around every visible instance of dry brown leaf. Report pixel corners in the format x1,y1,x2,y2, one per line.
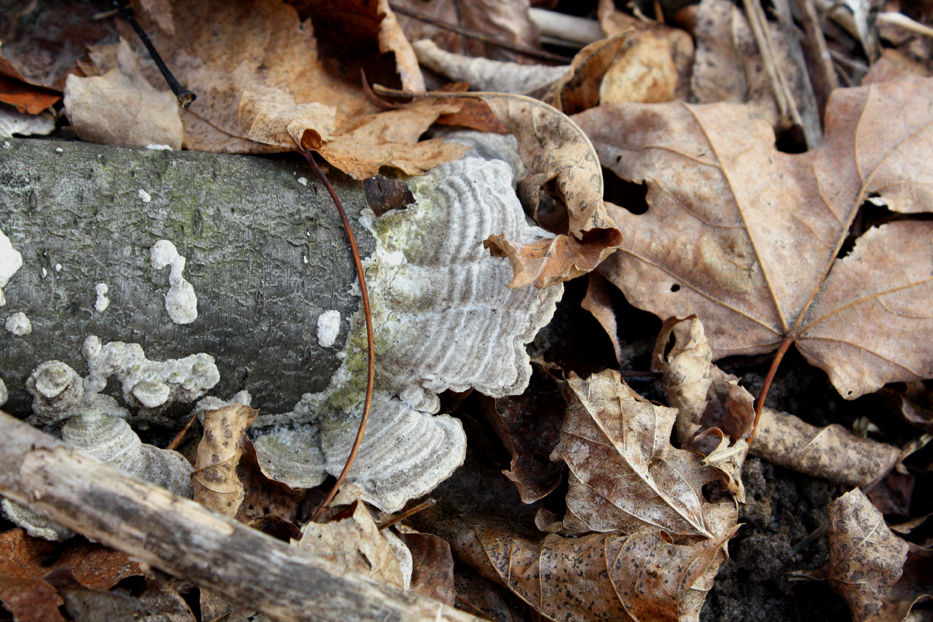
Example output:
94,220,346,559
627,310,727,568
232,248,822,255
83,0,467,177
295,488,405,589
0,1,114,91
393,0,542,63
0,78,60,115
63,39,183,150
552,370,738,538
283,0,424,89
874,543,933,622
47,571,196,622
652,316,713,444
453,566,538,622
581,272,623,364
235,440,308,525
689,0,812,135
193,404,258,517
422,511,737,622
466,92,622,287
653,318,901,490
0,529,145,622
827,489,909,622
482,363,566,504
752,408,900,488
580,75,933,400
597,0,640,36
401,531,456,605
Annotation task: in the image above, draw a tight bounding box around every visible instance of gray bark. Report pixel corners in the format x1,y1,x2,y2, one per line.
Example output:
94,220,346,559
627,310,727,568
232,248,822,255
0,138,374,418
0,410,480,622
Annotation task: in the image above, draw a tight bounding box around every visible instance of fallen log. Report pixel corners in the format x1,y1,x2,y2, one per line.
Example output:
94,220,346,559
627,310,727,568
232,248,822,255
0,138,373,418
0,409,479,622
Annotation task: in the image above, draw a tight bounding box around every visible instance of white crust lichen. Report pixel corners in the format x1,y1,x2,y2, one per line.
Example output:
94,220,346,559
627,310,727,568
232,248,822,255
254,158,563,512
94,282,110,313
25,337,220,427
317,310,341,348
5,311,31,336
0,225,23,307
150,239,198,324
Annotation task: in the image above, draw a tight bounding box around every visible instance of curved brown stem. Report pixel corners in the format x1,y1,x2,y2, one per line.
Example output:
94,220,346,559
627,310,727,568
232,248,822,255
300,151,376,522
748,335,795,445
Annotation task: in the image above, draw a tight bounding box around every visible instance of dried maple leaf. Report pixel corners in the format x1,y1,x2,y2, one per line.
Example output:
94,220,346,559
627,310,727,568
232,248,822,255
577,76,933,399
553,370,738,538
827,489,909,622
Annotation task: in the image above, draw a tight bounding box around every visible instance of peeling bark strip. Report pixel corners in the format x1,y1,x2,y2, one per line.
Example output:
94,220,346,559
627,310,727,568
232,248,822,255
0,138,374,416
0,410,481,622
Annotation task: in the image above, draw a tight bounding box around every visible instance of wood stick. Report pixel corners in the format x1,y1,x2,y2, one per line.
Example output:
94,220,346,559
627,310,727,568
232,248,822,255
0,410,481,622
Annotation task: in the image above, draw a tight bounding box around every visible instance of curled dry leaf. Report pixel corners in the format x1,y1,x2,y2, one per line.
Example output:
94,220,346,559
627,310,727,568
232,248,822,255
652,316,713,444
553,369,738,538
474,92,622,288
752,408,900,488
581,272,623,365
827,489,908,622
422,511,737,622
654,316,899,489
193,404,258,517
580,76,933,399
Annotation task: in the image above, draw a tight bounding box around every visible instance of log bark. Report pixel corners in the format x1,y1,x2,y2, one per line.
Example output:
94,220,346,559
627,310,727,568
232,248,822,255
0,409,480,622
0,138,374,418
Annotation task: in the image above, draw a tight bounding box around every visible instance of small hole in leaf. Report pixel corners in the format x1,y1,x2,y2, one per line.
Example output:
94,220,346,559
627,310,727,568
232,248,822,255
603,167,648,214
671,284,681,292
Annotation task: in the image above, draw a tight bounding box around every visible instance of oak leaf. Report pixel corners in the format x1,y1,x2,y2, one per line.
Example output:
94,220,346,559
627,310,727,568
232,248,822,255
553,370,738,538
577,76,933,399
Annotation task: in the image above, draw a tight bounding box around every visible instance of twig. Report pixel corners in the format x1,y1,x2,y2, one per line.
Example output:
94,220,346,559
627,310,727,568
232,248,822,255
742,0,804,133
300,151,376,523
388,2,572,64
112,1,196,108
0,410,480,622
877,12,933,39
789,0,839,119
377,499,436,530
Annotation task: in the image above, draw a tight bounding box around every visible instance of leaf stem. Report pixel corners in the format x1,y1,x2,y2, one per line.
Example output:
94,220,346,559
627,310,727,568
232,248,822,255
113,1,196,108
301,151,376,522
748,335,794,445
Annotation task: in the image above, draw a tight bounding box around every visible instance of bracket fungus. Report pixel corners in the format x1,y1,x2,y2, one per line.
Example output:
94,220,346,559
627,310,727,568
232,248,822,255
254,158,563,512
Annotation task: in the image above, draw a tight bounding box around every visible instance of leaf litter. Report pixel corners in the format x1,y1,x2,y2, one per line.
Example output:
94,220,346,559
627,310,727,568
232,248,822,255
4,1,933,620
